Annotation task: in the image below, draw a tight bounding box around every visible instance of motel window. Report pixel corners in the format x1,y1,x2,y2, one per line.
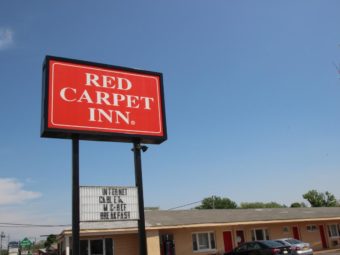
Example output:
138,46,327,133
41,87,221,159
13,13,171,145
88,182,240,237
328,224,340,238
76,239,113,255
59,241,64,255
91,240,103,255
306,225,317,232
282,226,289,233
192,232,216,252
80,240,89,255
251,229,269,241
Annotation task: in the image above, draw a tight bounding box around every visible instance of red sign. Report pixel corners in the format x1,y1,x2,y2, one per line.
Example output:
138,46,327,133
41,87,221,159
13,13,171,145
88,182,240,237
41,56,167,144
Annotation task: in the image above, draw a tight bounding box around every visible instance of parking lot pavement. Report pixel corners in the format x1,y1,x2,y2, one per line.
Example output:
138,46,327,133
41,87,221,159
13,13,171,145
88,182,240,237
315,248,340,255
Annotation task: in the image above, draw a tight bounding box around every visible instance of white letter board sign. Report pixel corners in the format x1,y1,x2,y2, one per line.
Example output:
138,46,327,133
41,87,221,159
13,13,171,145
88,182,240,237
80,186,139,222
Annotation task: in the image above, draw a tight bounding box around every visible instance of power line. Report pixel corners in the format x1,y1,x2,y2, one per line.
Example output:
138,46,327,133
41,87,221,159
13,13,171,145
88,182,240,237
167,200,202,210
0,222,70,228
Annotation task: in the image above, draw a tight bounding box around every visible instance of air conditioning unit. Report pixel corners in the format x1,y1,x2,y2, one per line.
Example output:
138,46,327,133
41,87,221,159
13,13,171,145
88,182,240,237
331,240,338,246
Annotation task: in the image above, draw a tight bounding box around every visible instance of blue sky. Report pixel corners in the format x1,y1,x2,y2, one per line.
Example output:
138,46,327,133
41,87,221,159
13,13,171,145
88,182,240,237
1,1,340,240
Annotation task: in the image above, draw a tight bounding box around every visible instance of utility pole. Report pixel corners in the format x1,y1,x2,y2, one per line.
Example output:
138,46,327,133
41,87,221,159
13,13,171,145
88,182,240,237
0,232,5,255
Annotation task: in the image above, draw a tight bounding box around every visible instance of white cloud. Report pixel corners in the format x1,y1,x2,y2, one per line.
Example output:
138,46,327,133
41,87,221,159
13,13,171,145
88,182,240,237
0,28,14,50
0,178,41,205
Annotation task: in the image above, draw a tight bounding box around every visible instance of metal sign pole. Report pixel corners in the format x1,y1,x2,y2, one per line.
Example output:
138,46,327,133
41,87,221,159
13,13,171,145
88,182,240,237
72,138,80,255
133,142,148,255
0,232,4,255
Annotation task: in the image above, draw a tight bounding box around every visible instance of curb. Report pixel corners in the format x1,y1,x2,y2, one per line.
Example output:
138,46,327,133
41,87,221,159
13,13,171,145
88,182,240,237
315,248,340,254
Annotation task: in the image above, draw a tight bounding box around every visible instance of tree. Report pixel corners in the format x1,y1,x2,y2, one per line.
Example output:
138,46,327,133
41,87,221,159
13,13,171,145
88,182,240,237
32,240,45,252
302,190,337,207
44,234,57,249
324,191,337,207
290,202,307,208
196,196,237,209
240,202,285,209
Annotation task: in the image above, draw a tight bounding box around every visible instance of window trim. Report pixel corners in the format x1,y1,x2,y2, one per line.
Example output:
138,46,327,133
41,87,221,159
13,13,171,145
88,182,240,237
192,231,217,253
282,226,290,233
251,228,269,241
306,225,317,232
327,224,340,238
79,238,113,255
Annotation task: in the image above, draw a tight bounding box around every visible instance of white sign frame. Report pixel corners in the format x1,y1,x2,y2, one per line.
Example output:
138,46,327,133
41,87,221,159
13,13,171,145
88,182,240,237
80,186,139,222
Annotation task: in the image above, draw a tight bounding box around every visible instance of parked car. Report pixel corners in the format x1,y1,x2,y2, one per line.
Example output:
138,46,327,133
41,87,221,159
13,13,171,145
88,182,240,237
225,240,291,255
274,238,313,255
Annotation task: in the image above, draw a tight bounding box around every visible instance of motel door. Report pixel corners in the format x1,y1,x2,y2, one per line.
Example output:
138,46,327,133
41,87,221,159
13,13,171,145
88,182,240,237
292,226,300,240
319,225,328,249
161,234,175,255
236,230,245,246
223,231,233,253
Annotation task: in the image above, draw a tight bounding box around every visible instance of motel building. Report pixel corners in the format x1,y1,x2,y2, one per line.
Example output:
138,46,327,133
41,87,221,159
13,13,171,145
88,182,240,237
57,207,340,255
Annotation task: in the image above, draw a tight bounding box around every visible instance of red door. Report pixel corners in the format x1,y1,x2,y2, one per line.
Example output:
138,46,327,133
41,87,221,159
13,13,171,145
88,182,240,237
319,225,328,249
292,226,300,240
223,231,233,253
236,230,245,246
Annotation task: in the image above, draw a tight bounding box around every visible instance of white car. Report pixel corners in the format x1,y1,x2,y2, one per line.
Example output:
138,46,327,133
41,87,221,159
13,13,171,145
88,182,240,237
275,238,313,255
